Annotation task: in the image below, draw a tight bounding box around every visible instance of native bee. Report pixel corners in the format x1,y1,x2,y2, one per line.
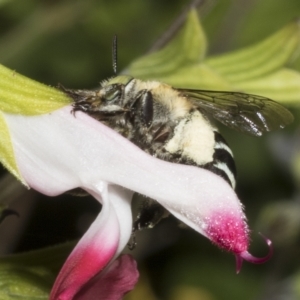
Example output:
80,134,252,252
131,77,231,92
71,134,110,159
61,75,293,239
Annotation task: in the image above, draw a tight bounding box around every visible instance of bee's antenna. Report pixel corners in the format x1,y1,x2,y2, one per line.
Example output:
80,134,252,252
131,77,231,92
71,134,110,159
112,35,118,75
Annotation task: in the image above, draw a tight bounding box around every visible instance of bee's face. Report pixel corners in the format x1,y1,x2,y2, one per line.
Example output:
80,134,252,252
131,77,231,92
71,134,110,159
100,75,136,105
98,83,123,105
73,76,134,115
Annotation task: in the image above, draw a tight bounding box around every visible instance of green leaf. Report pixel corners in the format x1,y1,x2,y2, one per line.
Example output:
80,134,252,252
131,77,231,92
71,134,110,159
126,15,300,104
0,242,76,299
0,112,24,184
0,64,71,115
256,201,300,247
206,21,300,82
126,9,207,79
234,68,300,103
147,63,232,90
0,269,50,300
295,272,300,298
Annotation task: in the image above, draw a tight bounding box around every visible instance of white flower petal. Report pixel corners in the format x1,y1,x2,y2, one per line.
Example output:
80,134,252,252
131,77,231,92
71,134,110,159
49,182,119,299
4,106,249,253
50,183,134,299
87,184,134,258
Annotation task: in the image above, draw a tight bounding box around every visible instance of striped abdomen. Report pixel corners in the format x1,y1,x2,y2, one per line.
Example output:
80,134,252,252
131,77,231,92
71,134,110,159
204,132,237,189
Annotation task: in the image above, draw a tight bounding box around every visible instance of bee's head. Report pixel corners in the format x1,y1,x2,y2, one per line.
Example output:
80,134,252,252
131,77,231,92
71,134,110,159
96,75,134,113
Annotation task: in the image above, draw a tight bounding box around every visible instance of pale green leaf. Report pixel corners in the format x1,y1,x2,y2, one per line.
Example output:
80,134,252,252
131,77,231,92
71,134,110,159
295,271,300,298
0,242,76,299
0,0,9,6
234,68,300,103
147,63,232,90
206,21,300,82
126,9,206,79
0,64,71,115
0,112,25,185
126,13,300,107
0,269,49,300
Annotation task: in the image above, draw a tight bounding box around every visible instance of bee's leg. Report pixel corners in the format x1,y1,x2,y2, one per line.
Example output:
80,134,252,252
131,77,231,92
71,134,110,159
67,187,89,197
59,85,89,100
152,125,172,143
127,228,137,250
133,197,169,231
72,103,93,112
129,199,170,250
70,103,94,118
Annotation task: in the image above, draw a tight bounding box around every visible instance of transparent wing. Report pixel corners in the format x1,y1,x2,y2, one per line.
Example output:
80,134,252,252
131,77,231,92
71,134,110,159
179,89,294,136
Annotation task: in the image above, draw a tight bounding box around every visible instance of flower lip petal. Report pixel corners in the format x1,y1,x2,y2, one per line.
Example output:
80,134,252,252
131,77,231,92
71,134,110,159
5,107,251,256
75,254,139,300
50,182,120,300
235,233,273,274
88,185,134,259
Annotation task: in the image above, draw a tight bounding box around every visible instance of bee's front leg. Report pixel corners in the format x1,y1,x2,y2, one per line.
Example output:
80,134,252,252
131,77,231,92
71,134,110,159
71,102,94,117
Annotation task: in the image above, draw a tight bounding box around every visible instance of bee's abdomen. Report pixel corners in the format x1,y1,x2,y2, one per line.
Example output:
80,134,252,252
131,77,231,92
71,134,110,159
204,132,237,189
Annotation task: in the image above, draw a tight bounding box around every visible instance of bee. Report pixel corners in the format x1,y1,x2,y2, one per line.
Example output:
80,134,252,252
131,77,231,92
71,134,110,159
61,75,293,238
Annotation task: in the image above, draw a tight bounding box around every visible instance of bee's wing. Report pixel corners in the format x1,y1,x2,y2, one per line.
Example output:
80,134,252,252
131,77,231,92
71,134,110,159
180,89,294,136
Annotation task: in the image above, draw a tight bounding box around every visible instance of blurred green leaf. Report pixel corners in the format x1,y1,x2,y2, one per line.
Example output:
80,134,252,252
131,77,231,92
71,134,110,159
0,241,76,299
295,272,300,298
127,12,300,105
0,269,49,300
207,21,300,82
0,0,9,6
256,201,300,247
0,1,92,64
235,68,300,103
126,10,207,78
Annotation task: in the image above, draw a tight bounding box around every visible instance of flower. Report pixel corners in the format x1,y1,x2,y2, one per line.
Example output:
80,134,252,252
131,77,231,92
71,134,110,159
0,8,290,298
1,105,272,299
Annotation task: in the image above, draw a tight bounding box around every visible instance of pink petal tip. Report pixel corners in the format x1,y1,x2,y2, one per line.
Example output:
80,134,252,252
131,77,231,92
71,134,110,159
235,233,273,274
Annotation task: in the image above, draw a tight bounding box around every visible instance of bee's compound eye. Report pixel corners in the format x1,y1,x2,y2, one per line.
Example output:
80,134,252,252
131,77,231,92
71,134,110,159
131,90,153,127
140,91,153,127
104,85,122,102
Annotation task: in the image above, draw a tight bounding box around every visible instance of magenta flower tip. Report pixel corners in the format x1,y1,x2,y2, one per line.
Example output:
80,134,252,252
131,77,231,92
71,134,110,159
235,233,273,274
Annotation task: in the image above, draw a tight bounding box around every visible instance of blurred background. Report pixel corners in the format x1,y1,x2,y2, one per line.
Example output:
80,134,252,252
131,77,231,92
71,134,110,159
1,0,300,299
